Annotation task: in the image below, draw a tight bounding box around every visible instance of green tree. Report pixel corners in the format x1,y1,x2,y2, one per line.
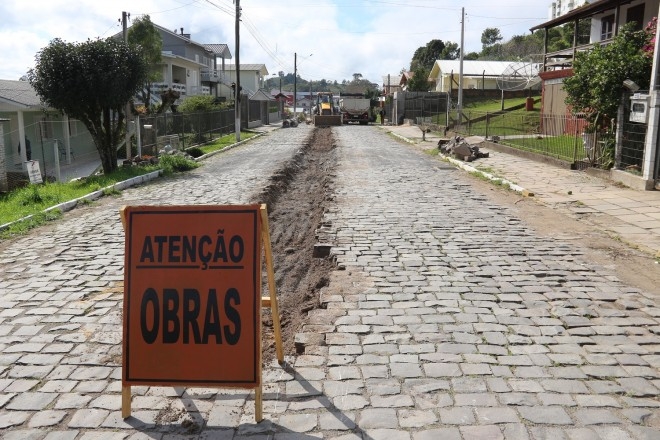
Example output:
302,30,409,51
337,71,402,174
411,40,449,71
481,28,503,48
563,22,652,125
177,95,227,113
28,38,148,174
440,42,460,60
500,34,543,60
128,15,163,114
406,67,431,92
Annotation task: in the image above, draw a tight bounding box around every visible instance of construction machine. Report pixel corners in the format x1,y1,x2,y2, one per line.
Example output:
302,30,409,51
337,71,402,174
313,92,343,126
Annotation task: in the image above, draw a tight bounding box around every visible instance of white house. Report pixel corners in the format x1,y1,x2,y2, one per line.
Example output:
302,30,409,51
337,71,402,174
0,79,96,187
223,64,269,98
428,60,524,92
120,24,233,105
548,0,591,20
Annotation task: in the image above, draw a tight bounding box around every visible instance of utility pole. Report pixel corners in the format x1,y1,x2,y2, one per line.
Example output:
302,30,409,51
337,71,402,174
457,7,465,127
294,52,297,120
234,0,241,141
122,11,132,161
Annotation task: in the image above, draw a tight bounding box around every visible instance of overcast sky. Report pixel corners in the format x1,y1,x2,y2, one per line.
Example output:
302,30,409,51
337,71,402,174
0,0,549,85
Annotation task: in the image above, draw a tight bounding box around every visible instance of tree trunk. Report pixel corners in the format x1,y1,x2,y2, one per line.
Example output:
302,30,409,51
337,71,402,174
95,108,121,174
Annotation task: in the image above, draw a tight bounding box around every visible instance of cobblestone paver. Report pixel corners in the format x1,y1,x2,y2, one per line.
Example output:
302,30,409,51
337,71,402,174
1,125,659,439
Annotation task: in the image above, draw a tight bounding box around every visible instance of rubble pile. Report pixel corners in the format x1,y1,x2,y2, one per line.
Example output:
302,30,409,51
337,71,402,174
437,136,489,162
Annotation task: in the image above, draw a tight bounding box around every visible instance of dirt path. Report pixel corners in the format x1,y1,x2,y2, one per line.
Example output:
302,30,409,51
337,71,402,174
252,127,338,362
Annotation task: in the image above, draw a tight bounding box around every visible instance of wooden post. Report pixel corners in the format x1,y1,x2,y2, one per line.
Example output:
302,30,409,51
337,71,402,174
122,386,131,419
255,386,263,422
119,206,131,419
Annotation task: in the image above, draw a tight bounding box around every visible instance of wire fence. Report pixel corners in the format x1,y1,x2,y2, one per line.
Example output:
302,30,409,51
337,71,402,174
451,110,644,170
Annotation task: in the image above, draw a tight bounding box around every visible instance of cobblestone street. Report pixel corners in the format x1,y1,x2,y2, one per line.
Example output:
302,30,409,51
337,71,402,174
1,125,659,439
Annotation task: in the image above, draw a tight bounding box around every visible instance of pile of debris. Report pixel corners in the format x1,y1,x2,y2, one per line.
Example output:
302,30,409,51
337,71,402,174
437,136,489,162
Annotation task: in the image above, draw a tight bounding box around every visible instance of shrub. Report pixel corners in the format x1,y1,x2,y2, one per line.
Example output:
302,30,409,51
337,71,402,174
159,154,199,174
186,147,205,158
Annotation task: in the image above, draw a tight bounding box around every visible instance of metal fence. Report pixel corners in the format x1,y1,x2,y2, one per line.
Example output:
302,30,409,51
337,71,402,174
620,121,646,173
452,110,646,170
138,109,235,156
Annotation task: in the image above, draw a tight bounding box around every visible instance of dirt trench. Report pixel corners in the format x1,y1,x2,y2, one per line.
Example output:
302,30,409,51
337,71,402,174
251,127,338,363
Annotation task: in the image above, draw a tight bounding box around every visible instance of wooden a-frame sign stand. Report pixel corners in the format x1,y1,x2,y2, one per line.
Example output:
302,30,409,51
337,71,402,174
119,204,283,422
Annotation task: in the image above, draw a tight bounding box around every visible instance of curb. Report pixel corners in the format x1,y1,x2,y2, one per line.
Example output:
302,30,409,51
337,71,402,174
0,129,277,233
193,130,270,161
0,170,164,232
388,130,534,197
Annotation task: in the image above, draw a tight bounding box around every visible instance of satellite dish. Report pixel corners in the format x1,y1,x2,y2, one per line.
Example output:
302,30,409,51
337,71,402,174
497,60,542,91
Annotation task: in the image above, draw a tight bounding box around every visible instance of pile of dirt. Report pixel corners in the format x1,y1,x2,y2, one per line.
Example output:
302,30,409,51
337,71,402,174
252,127,338,363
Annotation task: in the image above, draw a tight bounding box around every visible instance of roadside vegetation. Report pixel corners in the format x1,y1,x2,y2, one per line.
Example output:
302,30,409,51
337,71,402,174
462,96,533,113
0,165,159,237
0,129,264,239
196,131,258,155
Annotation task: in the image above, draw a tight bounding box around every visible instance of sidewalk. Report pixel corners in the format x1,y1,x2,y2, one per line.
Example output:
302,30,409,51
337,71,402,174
382,124,660,258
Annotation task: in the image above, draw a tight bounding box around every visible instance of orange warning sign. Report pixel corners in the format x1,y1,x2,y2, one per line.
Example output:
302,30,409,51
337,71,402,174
122,205,262,387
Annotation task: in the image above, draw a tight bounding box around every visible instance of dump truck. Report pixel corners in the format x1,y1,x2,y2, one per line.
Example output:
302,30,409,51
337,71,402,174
313,92,342,126
339,93,372,125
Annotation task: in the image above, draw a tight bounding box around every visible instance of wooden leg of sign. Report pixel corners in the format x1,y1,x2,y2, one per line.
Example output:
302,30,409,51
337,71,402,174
119,206,127,231
260,204,284,364
255,385,263,422
122,385,131,418
120,207,130,420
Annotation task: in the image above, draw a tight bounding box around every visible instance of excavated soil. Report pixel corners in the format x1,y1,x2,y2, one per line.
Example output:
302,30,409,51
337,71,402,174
252,127,338,363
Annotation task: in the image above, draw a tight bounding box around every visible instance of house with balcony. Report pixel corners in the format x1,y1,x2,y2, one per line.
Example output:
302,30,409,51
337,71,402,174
531,0,659,189
120,24,233,106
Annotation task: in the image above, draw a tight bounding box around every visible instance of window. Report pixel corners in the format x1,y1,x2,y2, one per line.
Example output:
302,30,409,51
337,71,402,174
626,4,645,31
601,14,615,40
